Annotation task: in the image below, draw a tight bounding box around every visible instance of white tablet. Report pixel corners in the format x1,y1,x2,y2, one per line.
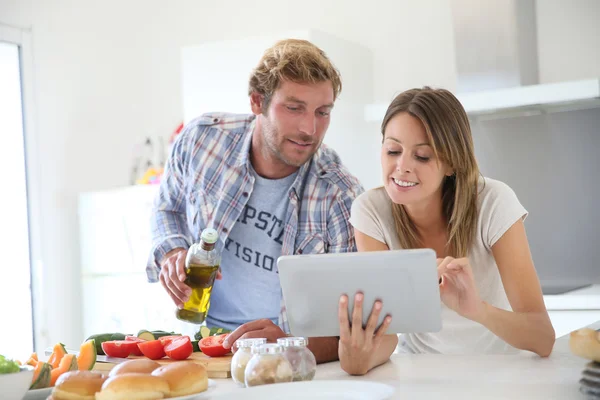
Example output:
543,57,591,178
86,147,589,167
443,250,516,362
277,249,442,338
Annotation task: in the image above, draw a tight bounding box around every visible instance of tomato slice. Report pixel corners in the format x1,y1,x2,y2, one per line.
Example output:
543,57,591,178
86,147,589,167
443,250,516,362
137,340,166,360
198,333,230,357
101,341,139,358
124,336,145,356
158,335,183,347
164,336,193,360
125,335,145,342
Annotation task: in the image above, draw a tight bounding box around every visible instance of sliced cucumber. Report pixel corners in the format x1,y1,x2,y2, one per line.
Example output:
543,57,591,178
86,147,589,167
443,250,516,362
200,326,211,339
137,330,156,341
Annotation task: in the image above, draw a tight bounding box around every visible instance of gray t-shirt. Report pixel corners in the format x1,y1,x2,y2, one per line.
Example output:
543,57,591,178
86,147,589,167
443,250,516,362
206,166,298,330
349,177,528,354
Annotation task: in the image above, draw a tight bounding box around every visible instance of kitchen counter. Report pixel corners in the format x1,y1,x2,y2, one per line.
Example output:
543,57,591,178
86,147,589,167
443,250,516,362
544,284,600,310
211,320,599,399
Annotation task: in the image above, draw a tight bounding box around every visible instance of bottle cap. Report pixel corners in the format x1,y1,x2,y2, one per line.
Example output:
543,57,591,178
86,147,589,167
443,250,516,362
200,228,218,244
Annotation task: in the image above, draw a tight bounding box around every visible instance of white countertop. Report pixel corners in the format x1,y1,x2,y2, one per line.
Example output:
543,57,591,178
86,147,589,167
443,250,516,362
544,284,600,310
210,320,599,399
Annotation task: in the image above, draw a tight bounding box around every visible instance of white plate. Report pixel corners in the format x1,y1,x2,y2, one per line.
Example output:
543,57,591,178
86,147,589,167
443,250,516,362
23,387,52,400
21,379,216,400
209,380,395,400
165,379,217,400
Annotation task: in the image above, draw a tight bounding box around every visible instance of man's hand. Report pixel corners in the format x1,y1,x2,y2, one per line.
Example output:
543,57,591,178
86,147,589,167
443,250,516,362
159,248,190,308
159,247,223,308
222,319,287,351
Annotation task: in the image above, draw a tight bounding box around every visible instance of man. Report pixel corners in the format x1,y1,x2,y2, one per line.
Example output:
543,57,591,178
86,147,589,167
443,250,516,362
146,39,364,363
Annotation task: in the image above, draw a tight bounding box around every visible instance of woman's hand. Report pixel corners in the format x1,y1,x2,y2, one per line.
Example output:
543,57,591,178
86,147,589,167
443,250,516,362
338,292,392,375
437,257,486,321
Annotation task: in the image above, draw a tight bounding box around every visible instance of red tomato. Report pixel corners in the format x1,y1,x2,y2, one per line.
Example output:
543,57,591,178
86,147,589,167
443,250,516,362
124,336,145,356
158,335,183,347
137,340,166,360
198,333,230,357
164,336,193,360
125,335,145,342
101,341,139,358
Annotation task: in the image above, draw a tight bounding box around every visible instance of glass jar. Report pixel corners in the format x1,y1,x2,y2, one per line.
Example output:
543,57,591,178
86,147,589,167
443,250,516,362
230,338,267,387
244,343,293,387
277,337,316,381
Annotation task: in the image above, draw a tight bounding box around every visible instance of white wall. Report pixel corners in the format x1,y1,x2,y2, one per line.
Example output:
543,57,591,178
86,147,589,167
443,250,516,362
536,0,600,83
0,0,457,352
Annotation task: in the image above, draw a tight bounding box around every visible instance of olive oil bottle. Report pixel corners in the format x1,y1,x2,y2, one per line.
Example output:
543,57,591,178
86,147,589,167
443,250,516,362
176,228,221,324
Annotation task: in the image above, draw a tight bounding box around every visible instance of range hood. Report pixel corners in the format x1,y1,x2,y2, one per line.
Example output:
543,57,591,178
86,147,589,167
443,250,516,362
365,0,600,121
365,78,600,121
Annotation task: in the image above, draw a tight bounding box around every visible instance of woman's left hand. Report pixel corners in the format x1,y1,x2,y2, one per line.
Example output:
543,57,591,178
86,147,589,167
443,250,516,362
437,257,486,321
338,293,392,375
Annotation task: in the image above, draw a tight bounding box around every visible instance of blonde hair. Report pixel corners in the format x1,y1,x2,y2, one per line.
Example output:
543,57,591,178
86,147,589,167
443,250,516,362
248,39,342,108
382,87,480,257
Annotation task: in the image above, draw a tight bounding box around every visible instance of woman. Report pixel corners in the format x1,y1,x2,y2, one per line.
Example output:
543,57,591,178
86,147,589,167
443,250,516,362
337,87,555,376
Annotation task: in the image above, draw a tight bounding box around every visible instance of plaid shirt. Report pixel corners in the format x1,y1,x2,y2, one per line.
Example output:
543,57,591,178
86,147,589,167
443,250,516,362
147,113,364,333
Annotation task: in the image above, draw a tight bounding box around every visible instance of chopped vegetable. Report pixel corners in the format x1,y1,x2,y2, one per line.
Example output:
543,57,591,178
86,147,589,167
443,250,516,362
164,336,193,360
198,333,230,357
0,354,20,374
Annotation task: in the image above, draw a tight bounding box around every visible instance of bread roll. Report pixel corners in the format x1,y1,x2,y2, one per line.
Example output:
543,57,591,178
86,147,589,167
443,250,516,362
108,359,161,377
50,370,107,400
569,328,600,362
151,361,208,397
95,373,170,400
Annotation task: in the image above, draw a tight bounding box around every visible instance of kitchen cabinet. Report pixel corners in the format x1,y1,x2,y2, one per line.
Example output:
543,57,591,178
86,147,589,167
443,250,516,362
78,184,200,337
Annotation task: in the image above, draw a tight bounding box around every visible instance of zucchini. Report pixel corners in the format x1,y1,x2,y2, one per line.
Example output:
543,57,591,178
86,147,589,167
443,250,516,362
85,333,127,355
191,340,201,352
201,326,211,339
137,330,156,341
137,330,181,341
195,326,231,340
152,331,181,339
210,327,229,336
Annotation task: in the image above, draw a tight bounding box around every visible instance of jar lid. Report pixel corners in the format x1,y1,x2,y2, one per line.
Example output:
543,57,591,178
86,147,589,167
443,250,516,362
251,343,284,355
234,338,267,349
200,228,218,244
277,337,309,347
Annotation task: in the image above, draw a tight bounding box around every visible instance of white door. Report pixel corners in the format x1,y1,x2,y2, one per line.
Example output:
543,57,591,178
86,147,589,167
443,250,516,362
0,30,34,359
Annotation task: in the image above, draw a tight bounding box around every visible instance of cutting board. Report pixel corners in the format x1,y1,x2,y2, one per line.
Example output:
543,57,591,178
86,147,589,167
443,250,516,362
92,353,233,379
46,348,232,379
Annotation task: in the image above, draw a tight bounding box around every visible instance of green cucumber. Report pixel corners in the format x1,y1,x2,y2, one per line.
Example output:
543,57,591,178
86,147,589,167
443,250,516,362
191,340,201,352
201,326,211,339
209,327,231,336
152,331,181,339
85,333,127,355
195,326,231,340
137,330,156,341
137,330,181,341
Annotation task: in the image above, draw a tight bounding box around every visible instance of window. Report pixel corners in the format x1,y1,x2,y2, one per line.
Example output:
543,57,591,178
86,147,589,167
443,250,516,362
0,32,34,359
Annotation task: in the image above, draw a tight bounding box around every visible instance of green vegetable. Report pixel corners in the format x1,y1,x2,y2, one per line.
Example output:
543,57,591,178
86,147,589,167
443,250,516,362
137,330,156,341
0,355,20,374
85,333,127,355
191,340,201,352
195,326,232,340
137,330,181,341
